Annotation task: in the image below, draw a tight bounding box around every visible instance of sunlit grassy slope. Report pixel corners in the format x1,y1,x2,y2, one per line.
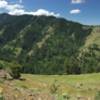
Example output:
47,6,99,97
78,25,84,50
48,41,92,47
84,26,100,47
10,73,100,99
0,73,100,99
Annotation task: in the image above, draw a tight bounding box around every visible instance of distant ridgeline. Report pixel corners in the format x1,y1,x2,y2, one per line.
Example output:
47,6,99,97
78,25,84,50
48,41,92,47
0,13,100,74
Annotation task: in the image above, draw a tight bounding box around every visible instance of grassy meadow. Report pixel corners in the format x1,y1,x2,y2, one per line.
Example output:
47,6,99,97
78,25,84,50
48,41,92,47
0,73,100,100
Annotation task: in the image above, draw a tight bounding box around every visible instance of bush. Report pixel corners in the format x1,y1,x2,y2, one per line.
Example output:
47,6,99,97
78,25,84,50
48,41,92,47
0,94,4,100
8,63,21,79
62,93,70,100
49,80,59,94
95,91,100,100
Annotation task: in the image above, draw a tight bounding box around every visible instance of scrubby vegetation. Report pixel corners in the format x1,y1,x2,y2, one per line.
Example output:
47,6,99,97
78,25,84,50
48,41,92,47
95,91,100,100
0,73,100,100
8,63,21,79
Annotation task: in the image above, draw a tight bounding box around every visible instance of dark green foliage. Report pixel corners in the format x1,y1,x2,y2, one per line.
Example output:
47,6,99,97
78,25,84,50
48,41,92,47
49,80,59,94
0,13,99,74
64,57,81,74
95,91,100,100
0,63,3,69
78,44,100,73
8,63,21,79
0,94,4,100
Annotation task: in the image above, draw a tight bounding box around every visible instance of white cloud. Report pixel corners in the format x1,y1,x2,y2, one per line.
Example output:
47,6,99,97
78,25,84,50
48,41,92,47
71,0,85,4
0,0,23,10
0,0,60,17
32,9,57,16
8,9,25,15
7,4,23,11
70,9,81,14
0,0,8,8
9,9,60,17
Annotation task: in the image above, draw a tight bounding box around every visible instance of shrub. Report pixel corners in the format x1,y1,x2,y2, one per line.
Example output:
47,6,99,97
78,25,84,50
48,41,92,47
95,91,100,100
62,93,70,100
8,62,21,79
49,80,59,94
0,94,4,100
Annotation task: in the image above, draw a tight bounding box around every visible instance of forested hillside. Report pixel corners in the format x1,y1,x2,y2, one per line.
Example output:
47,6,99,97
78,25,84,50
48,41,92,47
0,13,100,74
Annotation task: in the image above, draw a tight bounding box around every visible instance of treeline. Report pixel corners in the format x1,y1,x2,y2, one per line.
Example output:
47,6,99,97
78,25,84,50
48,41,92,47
0,43,100,75
20,43,100,75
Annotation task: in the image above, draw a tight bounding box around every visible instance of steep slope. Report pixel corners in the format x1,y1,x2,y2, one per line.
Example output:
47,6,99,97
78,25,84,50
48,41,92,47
0,13,99,74
78,26,100,73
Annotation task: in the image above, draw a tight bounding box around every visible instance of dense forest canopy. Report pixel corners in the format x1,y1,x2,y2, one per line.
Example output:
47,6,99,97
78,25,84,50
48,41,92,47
0,13,100,74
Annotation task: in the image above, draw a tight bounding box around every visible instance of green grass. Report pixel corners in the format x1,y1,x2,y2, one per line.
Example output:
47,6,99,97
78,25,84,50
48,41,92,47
0,73,100,99
10,73,100,99
0,72,100,99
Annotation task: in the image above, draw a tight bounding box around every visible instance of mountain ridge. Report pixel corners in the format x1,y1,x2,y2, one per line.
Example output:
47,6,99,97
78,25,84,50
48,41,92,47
0,13,99,74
